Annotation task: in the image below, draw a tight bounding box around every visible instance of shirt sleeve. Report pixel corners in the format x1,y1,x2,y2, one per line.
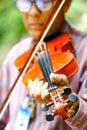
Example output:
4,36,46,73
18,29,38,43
66,98,87,130
0,38,32,130
65,61,87,129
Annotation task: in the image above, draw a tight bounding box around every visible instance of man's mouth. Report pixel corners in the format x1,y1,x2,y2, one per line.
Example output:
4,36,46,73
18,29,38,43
28,23,43,29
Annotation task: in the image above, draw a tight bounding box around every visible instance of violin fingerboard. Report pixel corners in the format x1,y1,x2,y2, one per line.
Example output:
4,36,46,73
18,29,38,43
37,51,54,88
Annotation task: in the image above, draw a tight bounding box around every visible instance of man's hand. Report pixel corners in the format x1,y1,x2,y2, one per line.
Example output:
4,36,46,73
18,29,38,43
27,73,69,104
50,73,68,85
27,78,50,104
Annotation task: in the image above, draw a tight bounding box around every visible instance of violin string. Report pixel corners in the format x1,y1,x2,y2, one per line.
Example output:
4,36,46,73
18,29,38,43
37,52,53,87
43,44,55,88
36,43,51,83
37,43,60,95
40,43,51,71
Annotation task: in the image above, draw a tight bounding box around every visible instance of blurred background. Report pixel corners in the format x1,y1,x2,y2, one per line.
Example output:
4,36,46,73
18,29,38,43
0,0,87,65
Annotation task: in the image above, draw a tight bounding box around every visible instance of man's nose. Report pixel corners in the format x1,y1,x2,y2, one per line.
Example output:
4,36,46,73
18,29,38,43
28,4,41,16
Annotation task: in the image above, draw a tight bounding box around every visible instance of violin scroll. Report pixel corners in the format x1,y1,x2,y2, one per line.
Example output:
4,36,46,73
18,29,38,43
41,87,79,121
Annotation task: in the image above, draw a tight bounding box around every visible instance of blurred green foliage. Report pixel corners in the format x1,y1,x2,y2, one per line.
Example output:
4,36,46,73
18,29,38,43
0,0,27,63
0,0,26,46
65,0,87,32
0,0,87,64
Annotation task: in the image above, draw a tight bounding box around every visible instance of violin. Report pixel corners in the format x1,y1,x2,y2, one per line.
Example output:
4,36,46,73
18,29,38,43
14,32,79,120
14,32,79,85
0,0,79,120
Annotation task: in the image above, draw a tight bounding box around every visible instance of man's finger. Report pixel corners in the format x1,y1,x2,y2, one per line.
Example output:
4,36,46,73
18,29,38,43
50,73,68,85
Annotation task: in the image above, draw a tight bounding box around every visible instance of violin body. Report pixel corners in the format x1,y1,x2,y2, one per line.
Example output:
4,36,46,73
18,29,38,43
14,32,79,85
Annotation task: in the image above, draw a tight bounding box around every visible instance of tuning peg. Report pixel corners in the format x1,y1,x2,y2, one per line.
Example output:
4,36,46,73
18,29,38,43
64,87,72,95
60,87,72,96
46,113,56,121
69,93,78,103
65,93,78,103
41,102,54,111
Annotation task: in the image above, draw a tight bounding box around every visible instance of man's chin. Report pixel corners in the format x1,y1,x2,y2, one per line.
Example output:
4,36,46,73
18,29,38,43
29,31,41,40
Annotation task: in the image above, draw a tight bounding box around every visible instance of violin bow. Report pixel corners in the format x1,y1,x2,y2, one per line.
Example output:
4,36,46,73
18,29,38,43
0,0,66,119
